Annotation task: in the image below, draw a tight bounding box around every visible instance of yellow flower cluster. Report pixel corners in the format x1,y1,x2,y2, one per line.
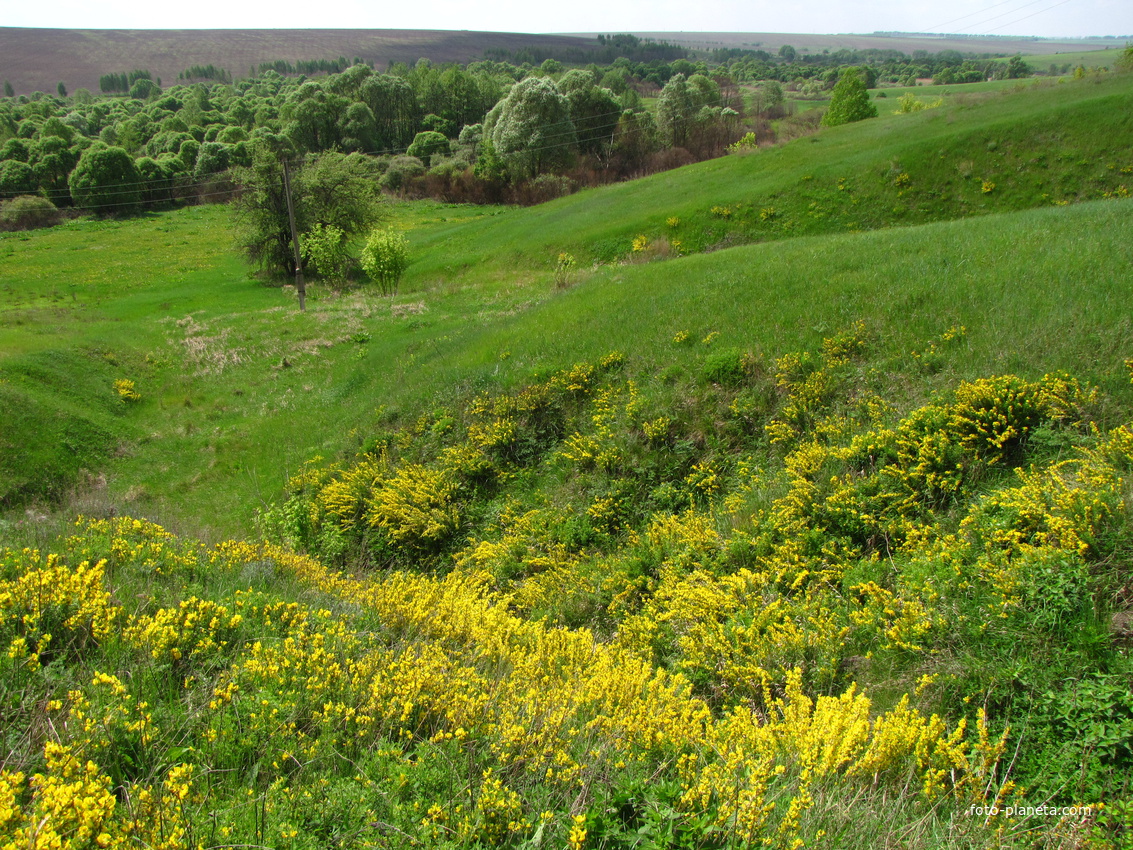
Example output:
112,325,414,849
124,596,244,669
366,462,462,553
680,670,983,841
0,743,120,850
3,487,1041,848
271,353,630,563
1,553,117,668
113,378,140,402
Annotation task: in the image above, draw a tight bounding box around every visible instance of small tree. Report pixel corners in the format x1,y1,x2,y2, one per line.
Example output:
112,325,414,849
657,73,696,148
1005,54,1032,79
0,160,38,199
301,222,351,284
68,145,141,212
233,147,384,277
1117,45,1133,73
360,228,409,296
821,67,878,128
406,131,450,167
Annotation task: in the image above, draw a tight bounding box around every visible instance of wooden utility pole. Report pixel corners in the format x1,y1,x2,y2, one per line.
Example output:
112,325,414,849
281,158,305,312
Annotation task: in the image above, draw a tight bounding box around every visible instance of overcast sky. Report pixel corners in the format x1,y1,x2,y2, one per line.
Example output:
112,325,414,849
3,0,1129,39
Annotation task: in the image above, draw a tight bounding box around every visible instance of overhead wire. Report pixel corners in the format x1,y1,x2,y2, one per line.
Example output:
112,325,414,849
975,0,1080,34
924,0,1047,33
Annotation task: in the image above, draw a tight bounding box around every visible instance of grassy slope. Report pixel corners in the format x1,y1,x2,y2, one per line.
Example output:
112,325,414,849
3,54,1133,850
2,73,1132,535
411,74,1133,283
1018,48,1127,69
3,197,1131,538
418,199,1133,400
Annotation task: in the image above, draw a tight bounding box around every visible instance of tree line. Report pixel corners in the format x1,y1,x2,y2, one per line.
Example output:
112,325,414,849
0,37,1054,233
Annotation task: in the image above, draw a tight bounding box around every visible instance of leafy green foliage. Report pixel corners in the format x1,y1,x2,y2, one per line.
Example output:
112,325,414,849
1120,44,1133,73
68,145,141,213
300,222,350,283
0,160,39,198
232,148,384,277
359,227,409,295
406,130,450,167
822,67,879,127
484,76,576,181
0,194,59,230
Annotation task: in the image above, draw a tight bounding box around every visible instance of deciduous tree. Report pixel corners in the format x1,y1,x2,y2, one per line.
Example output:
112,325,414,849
821,67,878,128
657,74,696,148
232,147,384,277
406,130,450,167
484,77,576,181
68,145,141,212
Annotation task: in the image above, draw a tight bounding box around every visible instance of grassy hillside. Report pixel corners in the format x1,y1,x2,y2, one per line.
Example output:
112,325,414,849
2,195,1131,535
4,209,1133,843
1019,48,1128,70
2,71,1133,529
408,73,1133,285
2,60,1133,850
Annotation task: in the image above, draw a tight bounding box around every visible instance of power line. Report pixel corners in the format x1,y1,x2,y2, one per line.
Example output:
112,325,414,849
925,0,1035,32
978,0,1080,35
925,0,1058,33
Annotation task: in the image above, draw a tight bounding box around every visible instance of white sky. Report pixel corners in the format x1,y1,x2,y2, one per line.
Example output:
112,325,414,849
3,0,1130,39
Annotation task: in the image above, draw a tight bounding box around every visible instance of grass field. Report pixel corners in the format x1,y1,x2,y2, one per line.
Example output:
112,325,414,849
411,73,1133,280
3,72,1133,533
1018,48,1128,70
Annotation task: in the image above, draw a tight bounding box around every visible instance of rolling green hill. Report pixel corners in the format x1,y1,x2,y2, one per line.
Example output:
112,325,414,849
409,73,1133,286
3,56,1133,850
2,73,1133,527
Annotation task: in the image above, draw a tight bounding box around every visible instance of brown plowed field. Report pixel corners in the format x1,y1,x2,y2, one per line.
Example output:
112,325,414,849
0,28,595,95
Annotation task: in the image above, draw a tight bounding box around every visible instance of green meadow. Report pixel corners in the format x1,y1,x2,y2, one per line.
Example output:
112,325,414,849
3,69,1133,849
3,72,1133,531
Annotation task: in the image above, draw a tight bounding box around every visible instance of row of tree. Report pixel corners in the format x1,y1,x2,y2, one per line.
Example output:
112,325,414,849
0,53,750,210
98,69,157,94
1,35,1058,228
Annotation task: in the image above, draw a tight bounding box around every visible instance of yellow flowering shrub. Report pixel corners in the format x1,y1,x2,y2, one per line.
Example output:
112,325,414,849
9,325,1132,847
113,378,140,402
365,463,462,553
1,552,117,666
3,743,121,850
124,597,246,671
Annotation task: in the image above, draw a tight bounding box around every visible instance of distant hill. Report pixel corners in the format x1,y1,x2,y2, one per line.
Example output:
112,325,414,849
571,30,1127,57
0,28,597,95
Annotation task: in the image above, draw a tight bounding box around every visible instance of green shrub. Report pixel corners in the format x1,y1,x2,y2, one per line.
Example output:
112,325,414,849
702,348,748,386
301,222,351,284
406,131,451,167
379,155,425,192
822,67,879,127
360,227,409,296
0,195,60,231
